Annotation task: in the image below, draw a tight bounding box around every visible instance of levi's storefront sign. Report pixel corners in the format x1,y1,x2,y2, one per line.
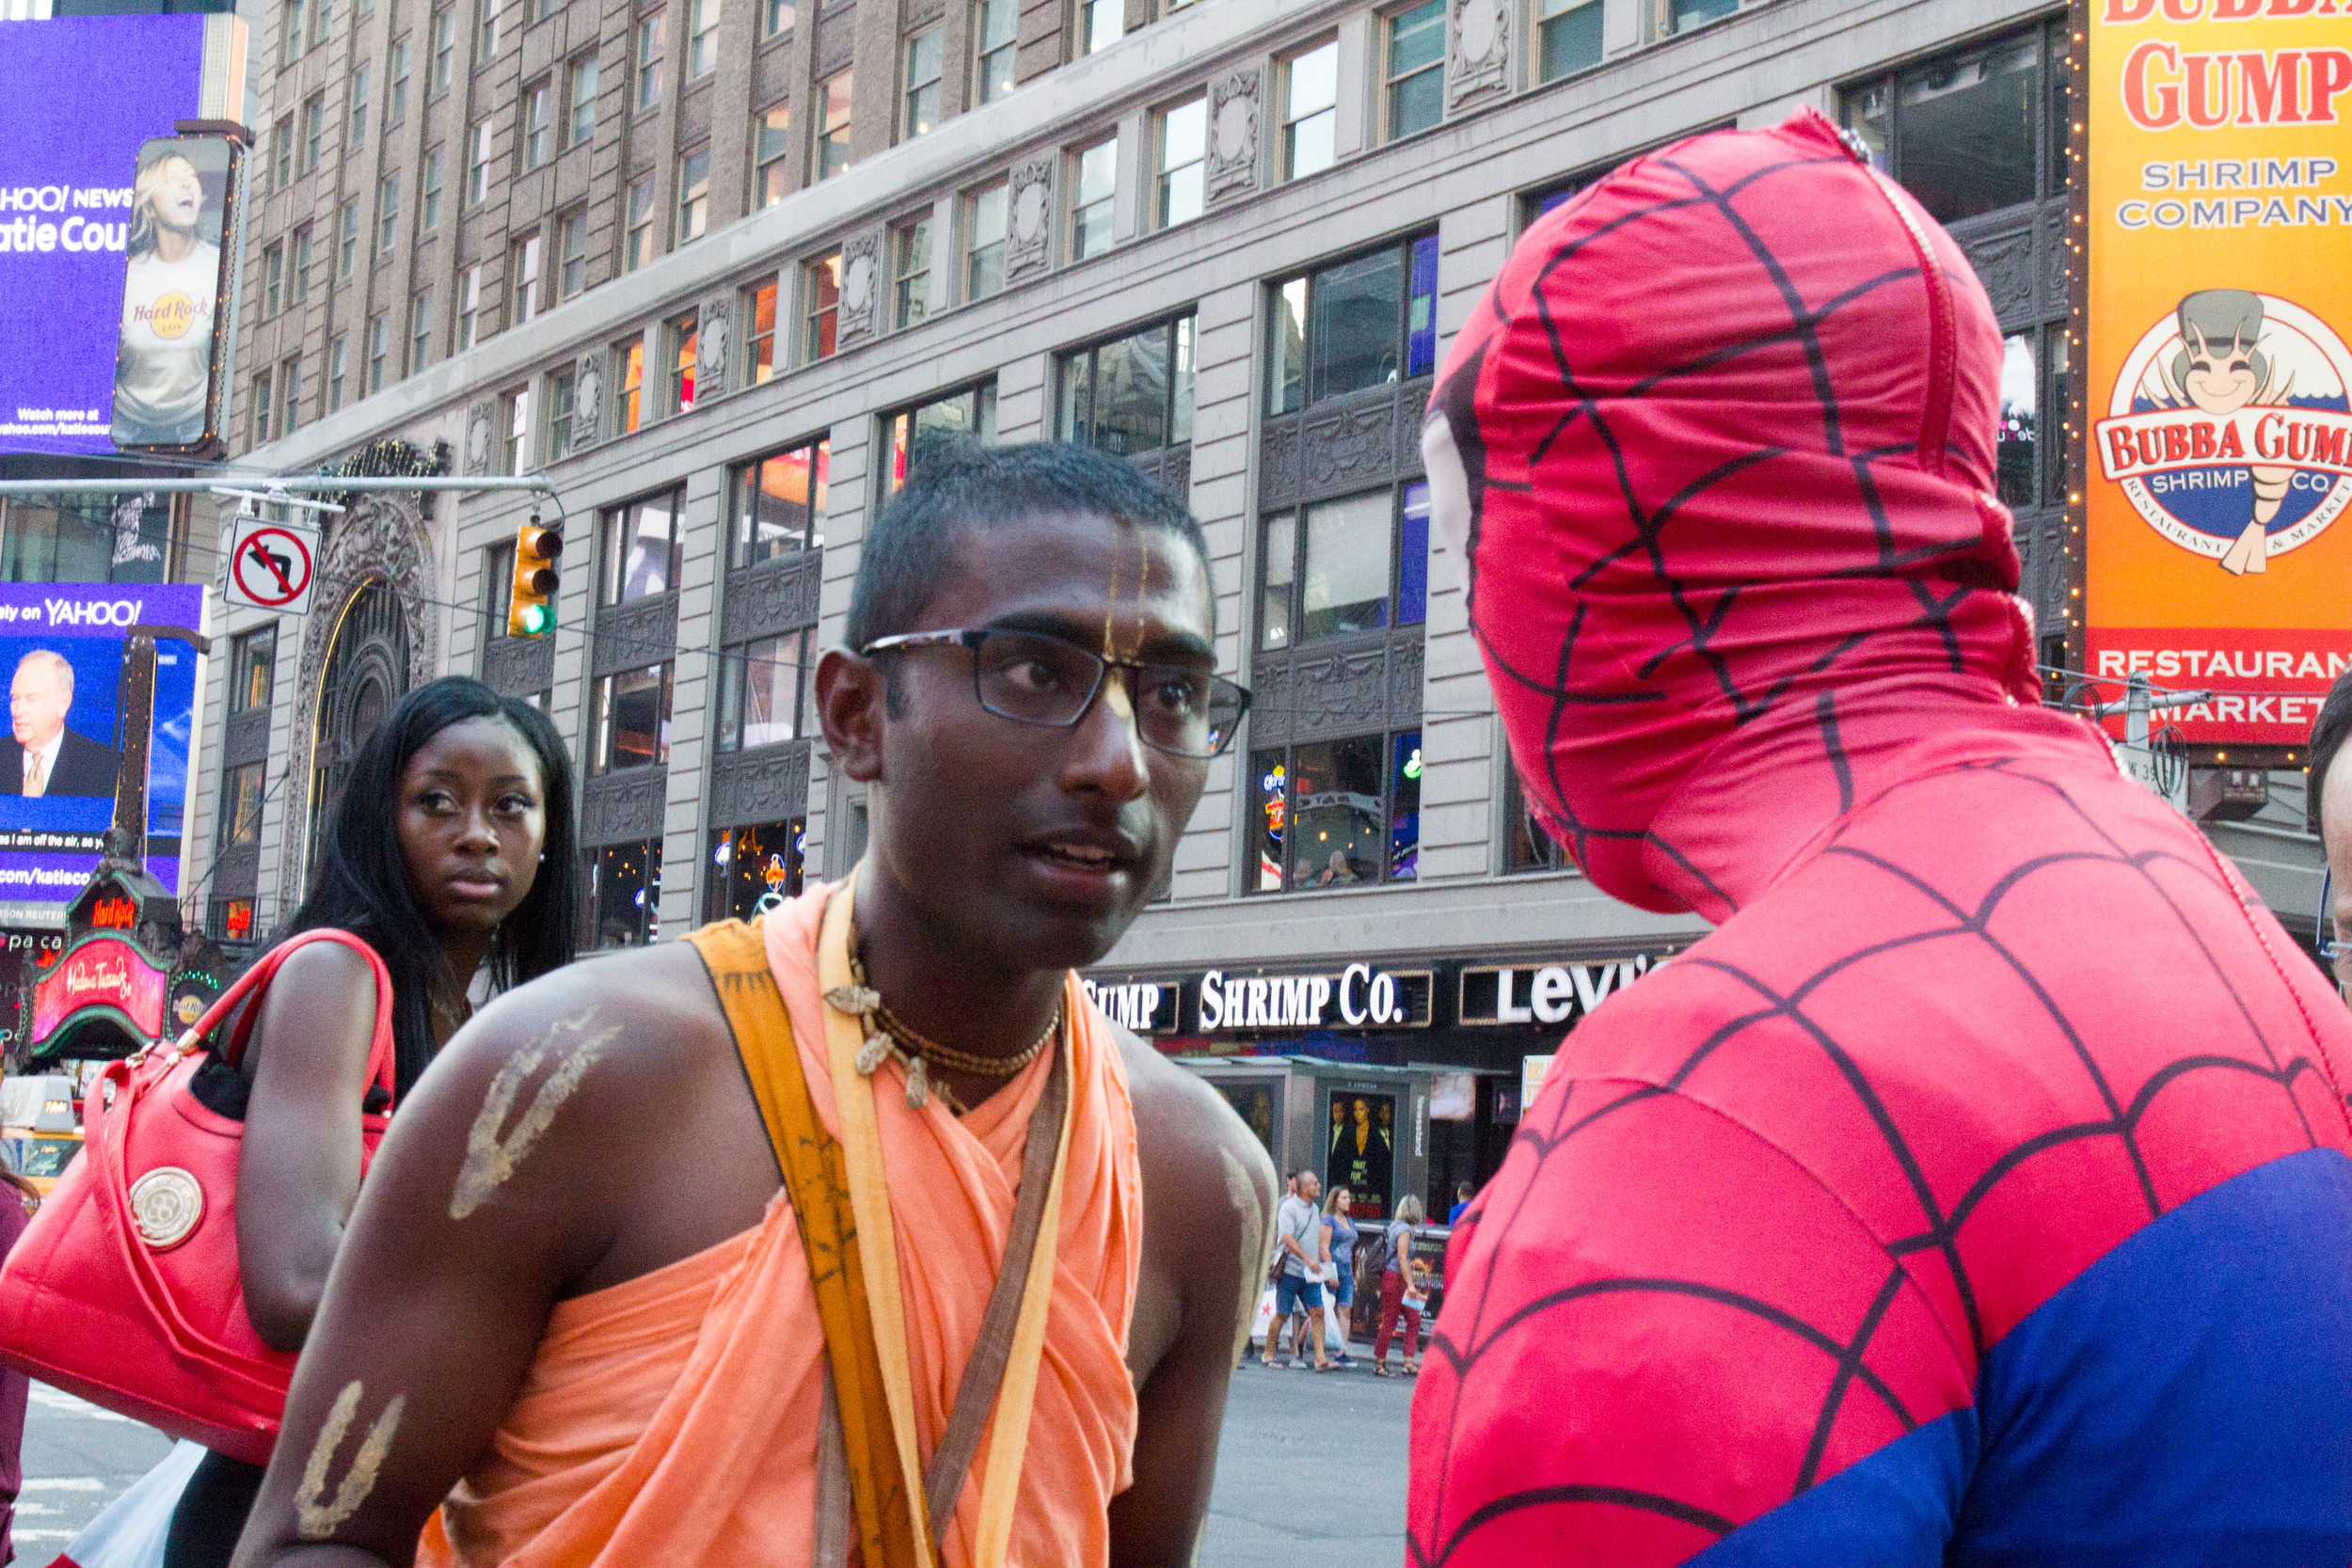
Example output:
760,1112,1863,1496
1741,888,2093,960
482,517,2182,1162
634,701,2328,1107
1458,955,1660,1026
31,933,167,1044
1197,965,1434,1033
2087,0,2352,743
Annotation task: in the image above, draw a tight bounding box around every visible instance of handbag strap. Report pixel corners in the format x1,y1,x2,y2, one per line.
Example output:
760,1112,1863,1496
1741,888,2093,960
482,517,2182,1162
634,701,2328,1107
193,929,397,1104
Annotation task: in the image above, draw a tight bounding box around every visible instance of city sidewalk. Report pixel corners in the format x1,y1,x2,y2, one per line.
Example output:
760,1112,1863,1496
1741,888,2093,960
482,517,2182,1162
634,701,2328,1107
1201,1349,1414,1566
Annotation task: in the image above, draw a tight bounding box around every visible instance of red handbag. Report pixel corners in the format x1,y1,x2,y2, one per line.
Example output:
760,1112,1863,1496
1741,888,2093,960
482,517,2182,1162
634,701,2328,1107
0,928,394,1464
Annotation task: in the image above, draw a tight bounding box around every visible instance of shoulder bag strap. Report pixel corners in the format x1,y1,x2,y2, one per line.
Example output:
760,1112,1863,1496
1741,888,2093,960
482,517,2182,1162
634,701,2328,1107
192,929,397,1104
684,919,920,1568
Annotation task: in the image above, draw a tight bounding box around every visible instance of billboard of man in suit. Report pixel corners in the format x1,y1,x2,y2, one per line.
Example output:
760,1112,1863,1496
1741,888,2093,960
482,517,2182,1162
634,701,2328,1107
2,651,121,798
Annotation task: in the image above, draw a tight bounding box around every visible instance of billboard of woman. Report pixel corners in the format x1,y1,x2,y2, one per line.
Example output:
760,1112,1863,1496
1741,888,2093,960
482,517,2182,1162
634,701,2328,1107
111,136,239,453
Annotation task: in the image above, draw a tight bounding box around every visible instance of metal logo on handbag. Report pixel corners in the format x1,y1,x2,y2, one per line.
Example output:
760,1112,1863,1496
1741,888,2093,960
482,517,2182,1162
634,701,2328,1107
127,1166,203,1250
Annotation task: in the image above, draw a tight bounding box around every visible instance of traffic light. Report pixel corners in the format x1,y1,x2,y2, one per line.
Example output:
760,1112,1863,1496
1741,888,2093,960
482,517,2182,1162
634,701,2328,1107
506,513,562,637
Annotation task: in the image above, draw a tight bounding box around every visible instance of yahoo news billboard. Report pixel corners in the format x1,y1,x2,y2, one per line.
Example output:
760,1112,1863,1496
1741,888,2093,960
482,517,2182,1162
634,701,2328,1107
0,585,204,923
0,18,215,456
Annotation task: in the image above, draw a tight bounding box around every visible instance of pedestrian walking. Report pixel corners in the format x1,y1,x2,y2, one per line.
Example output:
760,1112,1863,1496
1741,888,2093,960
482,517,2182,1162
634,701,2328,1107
2311,670,2352,1006
1374,1195,1427,1377
1412,106,2352,1562
0,1153,34,1565
164,677,576,1568
1266,1170,1334,1371
1319,1186,1359,1367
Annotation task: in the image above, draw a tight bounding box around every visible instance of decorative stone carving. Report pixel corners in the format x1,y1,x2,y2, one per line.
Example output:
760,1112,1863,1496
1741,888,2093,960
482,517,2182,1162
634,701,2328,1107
1961,224,2037,327
1005,156,1055,282
2039,205,2070,320
1294,643,1392,741
1301,388,1398,500
1259,420,1302,511
836,229,883,350
1450,0,1513,110
590,593,679,677
480,633,556,699
1249,627,1427,749
721,553,822,646
276,492,441,913
463,401,496,475
709,739,813,829
574,353,605,451
221,707,272,768
1206,70,1262,208
1396,380,1432,477
1131,444,1192,505
214,841,261,899
579,768,668,847
1388,636,1426,721
697,293,733,399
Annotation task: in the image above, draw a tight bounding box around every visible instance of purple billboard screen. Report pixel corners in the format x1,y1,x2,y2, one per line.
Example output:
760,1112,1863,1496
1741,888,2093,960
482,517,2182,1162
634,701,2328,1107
0,584,205,918
0,18,212,457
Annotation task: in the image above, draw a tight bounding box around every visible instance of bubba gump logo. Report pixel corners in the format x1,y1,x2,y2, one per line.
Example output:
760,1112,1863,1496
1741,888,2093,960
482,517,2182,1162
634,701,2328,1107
2095,289,2352,575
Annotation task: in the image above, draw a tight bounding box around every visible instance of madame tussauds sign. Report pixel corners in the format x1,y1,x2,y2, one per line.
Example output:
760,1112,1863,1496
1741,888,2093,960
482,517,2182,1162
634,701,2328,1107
31,933,167,1042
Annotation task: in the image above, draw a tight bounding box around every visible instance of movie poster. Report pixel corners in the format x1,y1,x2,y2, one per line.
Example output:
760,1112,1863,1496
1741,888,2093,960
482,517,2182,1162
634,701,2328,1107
1325,1089,1395,1219
1215,1081,1278,1164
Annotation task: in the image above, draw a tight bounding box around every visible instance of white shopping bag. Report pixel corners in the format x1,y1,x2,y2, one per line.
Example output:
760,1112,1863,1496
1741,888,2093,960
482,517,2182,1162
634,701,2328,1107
1248,1285,1276,1344
52,1440,204,1568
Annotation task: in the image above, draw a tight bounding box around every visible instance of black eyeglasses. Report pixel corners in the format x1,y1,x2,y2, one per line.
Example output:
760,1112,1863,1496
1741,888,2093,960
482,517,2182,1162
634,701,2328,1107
2321,864,2344,966
860,626,1250,759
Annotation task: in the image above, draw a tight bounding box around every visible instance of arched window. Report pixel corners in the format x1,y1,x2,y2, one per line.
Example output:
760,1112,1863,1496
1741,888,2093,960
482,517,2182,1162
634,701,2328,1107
306,578,410,887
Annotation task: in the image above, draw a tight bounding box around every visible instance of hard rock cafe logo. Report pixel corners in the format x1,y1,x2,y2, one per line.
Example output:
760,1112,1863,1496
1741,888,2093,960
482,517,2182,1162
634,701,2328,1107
2094,290,2352,575
137,292,198,341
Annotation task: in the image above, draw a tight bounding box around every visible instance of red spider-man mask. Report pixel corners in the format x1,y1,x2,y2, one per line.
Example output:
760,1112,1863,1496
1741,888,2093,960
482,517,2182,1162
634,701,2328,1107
1426,108,2042,917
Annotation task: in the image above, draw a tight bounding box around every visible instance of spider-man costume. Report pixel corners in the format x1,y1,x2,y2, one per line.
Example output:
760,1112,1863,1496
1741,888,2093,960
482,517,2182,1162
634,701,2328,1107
1411,108,2352,1565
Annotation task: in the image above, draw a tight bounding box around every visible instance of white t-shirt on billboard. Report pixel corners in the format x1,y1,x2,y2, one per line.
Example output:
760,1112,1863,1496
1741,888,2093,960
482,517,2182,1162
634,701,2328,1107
114,242,220,446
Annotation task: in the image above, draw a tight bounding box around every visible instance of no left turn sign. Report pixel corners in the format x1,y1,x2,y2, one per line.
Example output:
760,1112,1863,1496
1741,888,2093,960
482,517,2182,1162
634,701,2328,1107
227,515,322,616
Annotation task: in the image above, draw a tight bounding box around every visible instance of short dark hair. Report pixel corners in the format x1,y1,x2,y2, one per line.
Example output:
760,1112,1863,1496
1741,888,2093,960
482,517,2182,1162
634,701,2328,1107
844,436,1211,651
2311,668,2352,836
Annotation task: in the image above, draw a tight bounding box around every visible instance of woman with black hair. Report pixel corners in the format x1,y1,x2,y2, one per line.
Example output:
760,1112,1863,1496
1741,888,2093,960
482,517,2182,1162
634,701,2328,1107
164,676,576,1568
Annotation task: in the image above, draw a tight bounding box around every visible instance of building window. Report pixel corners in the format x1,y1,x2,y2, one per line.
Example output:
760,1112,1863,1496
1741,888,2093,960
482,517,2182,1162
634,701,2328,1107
764,0,793,37
1535,0,1602,80
1079,0,1120,54
280,0,303,64
730,435,829,564
366,312,389,392
717,629,814,752
668,310,699,413
348,68,370,150
1841,23,2064,227
547,366,577,459
1267,232,1439,414
964,182,1007,300
565,54,599,146
706,819,804,922
475,0,501,60
312,0,333,47
675,148,710,243
389,33,412,119
882,382,995,499
625,174,656,269
747,278,779,382
614,337,645,433
302,92,327,172
581,840,661,947
755,103,791,206
557,208,588,298
457,262,485,349
1057,313,1195,455
522,78,552,167
1281,40,1338,179
974,0,1015,103
278,357,303,436
251,371,273,443
601,487,681,604
1667,0,1737,33
1249,730,1422,891
1501,766,1571,873
510,233,543,326
262,242,283,317
901,26,943,140
230,625,278,713
1384,2,1444,141
501,386,532,473
1156,97,1207,230
1071,135,1115,261
218,761,266,849
406,289,435,376
532,0,557,23
813,71,852,181
291,228,313,304
421,148,445,230
377,173,401,253
635,11,665,109
688,0,720,75
1257,480,1430,649
271,115,294,190
431,7,455,90
467,119,492,204
803,251,841,359
327,335,348,410
891,217,930,328
339,198,359,277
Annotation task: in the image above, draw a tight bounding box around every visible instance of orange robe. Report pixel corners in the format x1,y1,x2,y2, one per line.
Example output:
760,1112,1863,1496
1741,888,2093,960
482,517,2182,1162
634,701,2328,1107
421,883,1144,1567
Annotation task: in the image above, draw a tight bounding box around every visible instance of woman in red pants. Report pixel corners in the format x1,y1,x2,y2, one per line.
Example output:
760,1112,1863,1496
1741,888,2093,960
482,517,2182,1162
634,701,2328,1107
1375,1194,1428,1375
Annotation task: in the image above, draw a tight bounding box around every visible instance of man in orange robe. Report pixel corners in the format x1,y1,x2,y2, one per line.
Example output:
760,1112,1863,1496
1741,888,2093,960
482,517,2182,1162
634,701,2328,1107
230,441,1276,1568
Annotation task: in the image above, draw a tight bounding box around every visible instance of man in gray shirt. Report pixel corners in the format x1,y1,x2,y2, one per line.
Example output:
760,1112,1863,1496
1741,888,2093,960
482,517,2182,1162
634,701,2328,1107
1263,1170,1333,1370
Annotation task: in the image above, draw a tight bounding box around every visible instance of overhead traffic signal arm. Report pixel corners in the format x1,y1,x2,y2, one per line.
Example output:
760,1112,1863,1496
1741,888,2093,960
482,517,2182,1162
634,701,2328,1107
507,514,563,637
